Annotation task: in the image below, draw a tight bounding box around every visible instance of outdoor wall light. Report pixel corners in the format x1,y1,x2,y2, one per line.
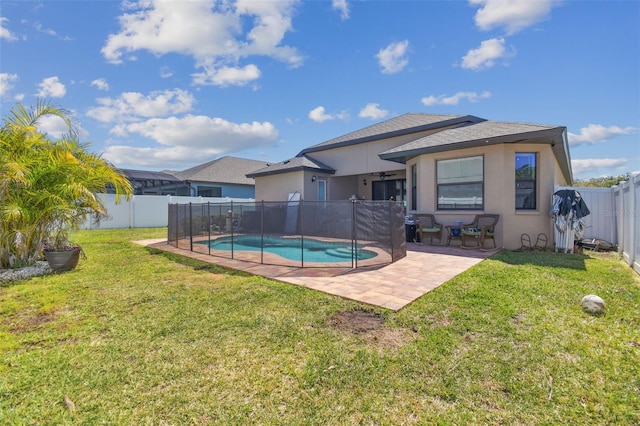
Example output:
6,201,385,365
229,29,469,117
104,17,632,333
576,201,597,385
311,175,317,183
363,178,367,186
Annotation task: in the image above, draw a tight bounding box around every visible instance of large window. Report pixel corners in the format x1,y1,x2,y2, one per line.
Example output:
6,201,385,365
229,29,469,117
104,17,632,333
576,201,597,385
198,186,222,197
515,153,537,210
437,156,483,210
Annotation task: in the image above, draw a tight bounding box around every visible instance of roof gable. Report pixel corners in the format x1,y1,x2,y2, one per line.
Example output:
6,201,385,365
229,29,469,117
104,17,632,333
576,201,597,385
246,155,335,178
171,156,270,185
297,113,484,155
379,120,572,182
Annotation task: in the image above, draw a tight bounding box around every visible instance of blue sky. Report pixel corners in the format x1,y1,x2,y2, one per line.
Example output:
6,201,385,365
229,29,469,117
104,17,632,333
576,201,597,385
1,0,638,180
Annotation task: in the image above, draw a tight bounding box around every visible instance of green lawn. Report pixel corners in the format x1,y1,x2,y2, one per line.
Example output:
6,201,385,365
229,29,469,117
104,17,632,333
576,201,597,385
1,228,638,425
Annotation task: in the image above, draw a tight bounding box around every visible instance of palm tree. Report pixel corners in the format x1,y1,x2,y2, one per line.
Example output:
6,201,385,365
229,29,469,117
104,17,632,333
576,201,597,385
0,100,133,268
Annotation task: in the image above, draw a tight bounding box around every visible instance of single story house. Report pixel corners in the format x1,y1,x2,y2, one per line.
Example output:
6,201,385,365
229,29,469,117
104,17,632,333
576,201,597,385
246,113,572,250
119,156,269,198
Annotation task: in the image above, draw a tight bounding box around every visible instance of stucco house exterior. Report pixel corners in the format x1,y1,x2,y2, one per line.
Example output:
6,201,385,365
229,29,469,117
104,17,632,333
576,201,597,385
246,113,573,250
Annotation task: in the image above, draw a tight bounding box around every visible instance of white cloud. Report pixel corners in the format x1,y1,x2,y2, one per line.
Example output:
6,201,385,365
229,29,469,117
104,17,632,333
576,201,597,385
568,124,638,146
86,89,196,123
376,40,409,74
160,66,174,78
461,37,512,70
309,106,334,123
470,0,557,35
37,115,73,139
0,73,18,97
359,103,388,120
103,115,279,167
36,76,66,98
101,0,302,86
91,78,110,91
0,17,17,41
332,0,350,20
422,91,491,106
34,22,57,37
571,158,629,175
192,64,261,87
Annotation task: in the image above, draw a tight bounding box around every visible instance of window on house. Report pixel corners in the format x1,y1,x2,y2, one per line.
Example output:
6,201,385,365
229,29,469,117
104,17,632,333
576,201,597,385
198,187,222,197
515,153,537,210
437,156,483,210
411,164,417,211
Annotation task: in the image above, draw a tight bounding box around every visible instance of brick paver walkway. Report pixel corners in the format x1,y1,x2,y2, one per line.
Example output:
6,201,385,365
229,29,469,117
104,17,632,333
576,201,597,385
135,239,497,311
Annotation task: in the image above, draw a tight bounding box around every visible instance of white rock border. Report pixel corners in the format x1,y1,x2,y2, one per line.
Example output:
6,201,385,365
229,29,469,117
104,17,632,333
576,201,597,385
0,261,53,283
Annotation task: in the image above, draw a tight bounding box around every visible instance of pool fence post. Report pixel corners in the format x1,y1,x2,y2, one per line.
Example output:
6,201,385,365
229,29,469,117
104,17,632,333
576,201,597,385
389,201,394,263
300,199,304,268
352,199,357,269
230,201,234,259
207,202,211,255
189,202,193,252
260,200,264,264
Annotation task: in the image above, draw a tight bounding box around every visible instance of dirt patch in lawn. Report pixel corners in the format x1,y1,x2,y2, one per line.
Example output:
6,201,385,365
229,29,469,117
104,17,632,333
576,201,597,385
328,309,414,352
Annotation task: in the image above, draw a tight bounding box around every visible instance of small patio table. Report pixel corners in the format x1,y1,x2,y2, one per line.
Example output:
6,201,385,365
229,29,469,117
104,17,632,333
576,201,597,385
446,225,463,246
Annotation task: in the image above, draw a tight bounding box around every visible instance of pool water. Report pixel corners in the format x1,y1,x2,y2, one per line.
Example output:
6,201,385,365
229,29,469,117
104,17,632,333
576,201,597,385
200,235,377,262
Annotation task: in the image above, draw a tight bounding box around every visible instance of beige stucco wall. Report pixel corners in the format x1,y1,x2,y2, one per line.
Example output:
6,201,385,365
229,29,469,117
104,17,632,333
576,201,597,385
309,128,455,176
254,172,304,201
254,170,339,201
408,143,567,250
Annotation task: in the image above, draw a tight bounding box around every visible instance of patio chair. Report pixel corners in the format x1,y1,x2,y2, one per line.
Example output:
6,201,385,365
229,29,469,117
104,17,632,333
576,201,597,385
461,214,499,249
415,214,443,245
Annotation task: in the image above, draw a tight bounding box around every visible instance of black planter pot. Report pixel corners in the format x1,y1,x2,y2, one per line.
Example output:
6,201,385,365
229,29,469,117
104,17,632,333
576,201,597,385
44,250,81,272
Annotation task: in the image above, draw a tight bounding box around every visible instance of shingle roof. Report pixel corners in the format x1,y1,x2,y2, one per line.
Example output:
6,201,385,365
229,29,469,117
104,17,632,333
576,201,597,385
246,155,335,178
380,120,565,158
297,113,484,155
120,169,181,182
170,156,270,185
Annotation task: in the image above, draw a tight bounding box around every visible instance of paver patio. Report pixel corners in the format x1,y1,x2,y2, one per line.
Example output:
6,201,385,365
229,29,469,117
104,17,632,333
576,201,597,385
135,239,497,311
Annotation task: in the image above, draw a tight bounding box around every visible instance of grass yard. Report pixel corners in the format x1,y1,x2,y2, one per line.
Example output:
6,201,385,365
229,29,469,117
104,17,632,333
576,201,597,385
1,228,638,425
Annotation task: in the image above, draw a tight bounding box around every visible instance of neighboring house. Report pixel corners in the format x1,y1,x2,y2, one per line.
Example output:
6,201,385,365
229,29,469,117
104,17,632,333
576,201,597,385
246,113,572,250
118,156,269,198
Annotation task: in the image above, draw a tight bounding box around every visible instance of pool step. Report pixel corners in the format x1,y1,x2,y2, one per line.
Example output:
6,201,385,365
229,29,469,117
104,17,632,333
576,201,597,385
325,247,360,258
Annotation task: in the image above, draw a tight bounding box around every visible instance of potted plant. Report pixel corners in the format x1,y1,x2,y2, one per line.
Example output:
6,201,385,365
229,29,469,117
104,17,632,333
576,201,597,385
42,228,85,272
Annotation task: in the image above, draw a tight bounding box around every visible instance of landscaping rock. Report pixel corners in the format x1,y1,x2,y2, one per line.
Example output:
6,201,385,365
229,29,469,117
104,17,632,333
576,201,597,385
581,294,605,314
0,261,52,283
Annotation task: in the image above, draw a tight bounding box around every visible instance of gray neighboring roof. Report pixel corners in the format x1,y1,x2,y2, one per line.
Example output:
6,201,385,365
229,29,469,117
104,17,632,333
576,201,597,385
379,120,572,182
246,155,335,178
297,113,484,156
170,156,270,185
120,169,181,182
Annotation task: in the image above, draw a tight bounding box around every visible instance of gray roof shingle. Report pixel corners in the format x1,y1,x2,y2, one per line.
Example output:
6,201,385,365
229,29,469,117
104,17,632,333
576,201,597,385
170,156,270,185
298,113,483,155
119,169,182,182
246,155,335,178
380,120,565,158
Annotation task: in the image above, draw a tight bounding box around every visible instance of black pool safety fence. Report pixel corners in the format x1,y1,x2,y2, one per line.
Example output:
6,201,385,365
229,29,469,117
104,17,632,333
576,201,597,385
168,200,407,269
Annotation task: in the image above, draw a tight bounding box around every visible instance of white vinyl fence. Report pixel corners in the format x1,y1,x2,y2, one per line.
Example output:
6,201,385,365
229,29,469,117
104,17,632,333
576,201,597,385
557,173,639,274
81,194,254,230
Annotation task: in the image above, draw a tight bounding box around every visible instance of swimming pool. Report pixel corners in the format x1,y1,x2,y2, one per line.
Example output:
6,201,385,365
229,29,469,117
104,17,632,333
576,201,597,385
199,235,378,263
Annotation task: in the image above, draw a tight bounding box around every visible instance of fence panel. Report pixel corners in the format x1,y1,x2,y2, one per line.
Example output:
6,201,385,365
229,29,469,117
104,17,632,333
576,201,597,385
81,194,254,229
634,174,640,273
614,175,639,273
167,200,406,269
554,185,616,244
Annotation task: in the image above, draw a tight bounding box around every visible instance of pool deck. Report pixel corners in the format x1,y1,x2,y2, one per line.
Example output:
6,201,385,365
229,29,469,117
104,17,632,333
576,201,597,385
134,239,498,311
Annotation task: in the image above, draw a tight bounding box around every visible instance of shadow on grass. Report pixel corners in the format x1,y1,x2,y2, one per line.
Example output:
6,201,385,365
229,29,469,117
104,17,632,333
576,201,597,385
145,247,252,277
492,248,589,271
